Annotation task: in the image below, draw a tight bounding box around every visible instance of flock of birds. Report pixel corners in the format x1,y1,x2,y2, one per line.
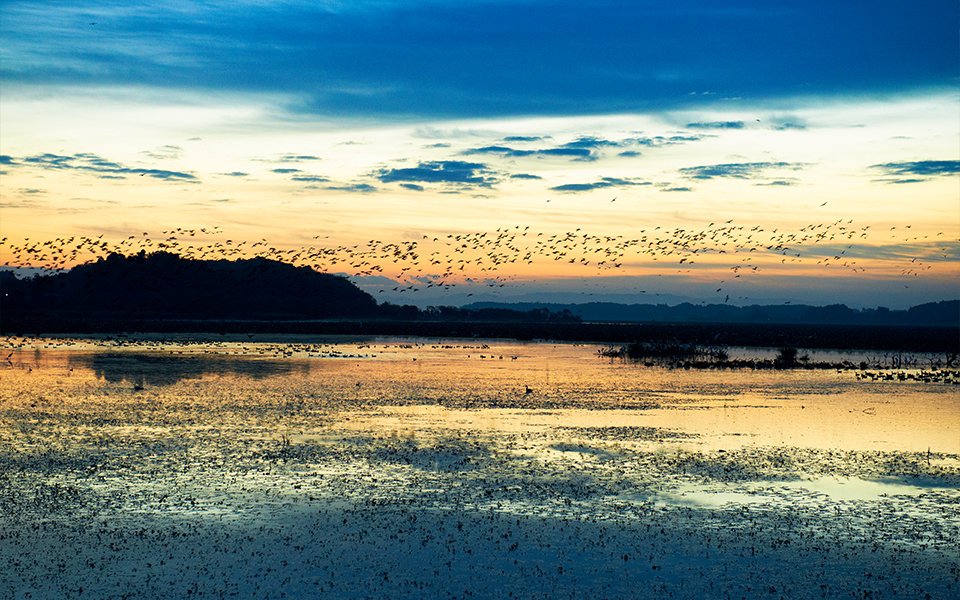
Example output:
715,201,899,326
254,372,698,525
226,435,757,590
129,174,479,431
0,218,950,300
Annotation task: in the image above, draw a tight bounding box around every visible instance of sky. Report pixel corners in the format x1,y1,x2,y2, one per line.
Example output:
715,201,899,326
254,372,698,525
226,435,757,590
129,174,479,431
1,0,958,308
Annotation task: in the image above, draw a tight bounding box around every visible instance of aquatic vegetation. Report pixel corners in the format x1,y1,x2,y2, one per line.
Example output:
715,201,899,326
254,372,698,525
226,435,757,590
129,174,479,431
0,336,957,598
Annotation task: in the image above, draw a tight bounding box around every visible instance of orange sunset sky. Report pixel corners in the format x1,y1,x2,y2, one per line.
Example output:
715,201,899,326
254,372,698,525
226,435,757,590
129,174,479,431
2,1,957,307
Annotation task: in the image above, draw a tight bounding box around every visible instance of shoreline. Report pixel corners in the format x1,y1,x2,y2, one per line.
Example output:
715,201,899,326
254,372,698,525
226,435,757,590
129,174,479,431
3,317,958,352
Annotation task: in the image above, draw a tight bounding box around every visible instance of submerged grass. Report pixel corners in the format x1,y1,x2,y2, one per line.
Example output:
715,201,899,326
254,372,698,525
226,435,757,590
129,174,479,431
1,336,958,599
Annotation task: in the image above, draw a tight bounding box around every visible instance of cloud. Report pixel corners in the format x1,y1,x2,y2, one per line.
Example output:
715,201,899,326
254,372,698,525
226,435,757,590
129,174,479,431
271,168,302,174
11,152,198,181
550,176,651,193
754,179,799,186
628,135,709,147
617,151,643,157
290,175,331,182
685,121,744,129
561,136,622,149
679,161,806,180
806,240,960,261
0,155,15,165
463,145,595,161
376,160,499,188
883,178,928,184
140,145,183,160
502,136,549,142
323,183,377,193
413,126,494,139
463,145,529,157
2,1,955,119
462,136,646,163
399,183,424,191
219,171,249,177
509,173,542,180
255,154,322,163
870,160,960,183
659,186,693,192
537,148,596,160
770,117,807,130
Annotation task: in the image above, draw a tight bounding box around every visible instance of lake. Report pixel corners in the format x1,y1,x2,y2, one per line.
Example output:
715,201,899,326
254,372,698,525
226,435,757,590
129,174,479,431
2,334,957,599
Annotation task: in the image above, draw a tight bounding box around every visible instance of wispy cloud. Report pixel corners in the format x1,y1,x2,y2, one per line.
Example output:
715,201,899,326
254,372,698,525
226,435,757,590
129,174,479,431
769,116,807,130
561,136,622,150
376,160,499,188
140,145,183,160
254,154,322,164
754,179,800,187
502,135,550,142
679,161,806,180
629,135,709,147
550,176,651,193
463,145,595,161
464,136,648,162
13,152,197,182
883,178,928,185
807,240,960,261
322,183,377,193
870,160,960,184
320,183,377,194
290,175,330,183
685,121,744,129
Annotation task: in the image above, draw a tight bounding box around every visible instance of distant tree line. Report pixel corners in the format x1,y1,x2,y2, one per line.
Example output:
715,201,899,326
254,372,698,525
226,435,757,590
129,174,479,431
463,299,960,327
0,251,579,323
2,251,956,329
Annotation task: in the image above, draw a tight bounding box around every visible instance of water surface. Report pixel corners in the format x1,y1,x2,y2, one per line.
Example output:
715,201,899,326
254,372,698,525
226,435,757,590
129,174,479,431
2,335,957,598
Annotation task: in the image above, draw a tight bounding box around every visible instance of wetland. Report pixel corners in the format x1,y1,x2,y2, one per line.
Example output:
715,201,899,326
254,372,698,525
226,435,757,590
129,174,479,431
1,335,957,598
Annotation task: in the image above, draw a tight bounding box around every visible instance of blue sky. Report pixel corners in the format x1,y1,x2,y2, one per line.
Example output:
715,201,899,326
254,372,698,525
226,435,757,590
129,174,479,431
3,1,957,118
1,0,958,307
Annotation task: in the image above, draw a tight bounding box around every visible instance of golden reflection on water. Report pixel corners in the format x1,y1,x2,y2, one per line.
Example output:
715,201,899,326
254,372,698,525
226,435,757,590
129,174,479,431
2,336,957,454
0,339,960,453
2,336,959,600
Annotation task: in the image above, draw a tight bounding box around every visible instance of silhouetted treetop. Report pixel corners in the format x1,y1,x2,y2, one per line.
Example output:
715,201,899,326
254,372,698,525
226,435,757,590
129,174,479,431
3,251,379,319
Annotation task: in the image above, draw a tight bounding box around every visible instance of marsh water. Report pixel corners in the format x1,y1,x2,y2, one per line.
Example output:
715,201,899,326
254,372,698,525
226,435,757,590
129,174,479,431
2,335,958,598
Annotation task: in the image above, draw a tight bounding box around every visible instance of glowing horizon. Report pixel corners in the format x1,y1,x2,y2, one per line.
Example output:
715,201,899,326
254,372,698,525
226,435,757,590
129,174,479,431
1,1,957,308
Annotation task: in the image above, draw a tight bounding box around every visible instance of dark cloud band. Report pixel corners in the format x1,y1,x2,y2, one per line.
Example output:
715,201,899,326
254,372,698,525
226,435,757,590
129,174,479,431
11,152,197,182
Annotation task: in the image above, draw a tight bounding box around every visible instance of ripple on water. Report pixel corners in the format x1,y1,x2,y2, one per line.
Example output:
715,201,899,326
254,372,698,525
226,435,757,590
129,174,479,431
1,336,958,599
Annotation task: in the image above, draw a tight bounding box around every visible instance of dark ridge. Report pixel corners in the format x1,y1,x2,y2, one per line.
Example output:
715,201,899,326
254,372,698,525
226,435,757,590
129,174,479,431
0,252,577,323
462,300,960,327
1,253,957,351
1,251,379,320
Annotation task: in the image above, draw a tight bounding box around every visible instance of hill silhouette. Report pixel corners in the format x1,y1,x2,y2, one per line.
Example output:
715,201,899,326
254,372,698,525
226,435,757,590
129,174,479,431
0,252,578,323
2,254,956,351
1,251,379,319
